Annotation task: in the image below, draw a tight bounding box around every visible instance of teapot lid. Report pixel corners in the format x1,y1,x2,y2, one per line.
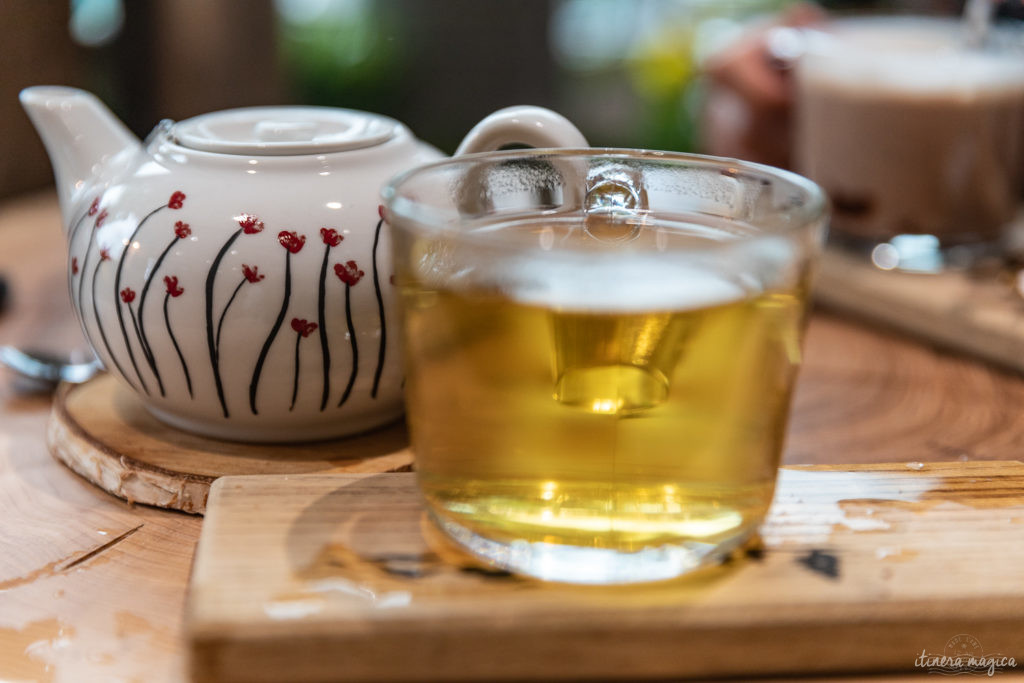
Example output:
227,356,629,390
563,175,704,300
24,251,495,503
170,106,398,155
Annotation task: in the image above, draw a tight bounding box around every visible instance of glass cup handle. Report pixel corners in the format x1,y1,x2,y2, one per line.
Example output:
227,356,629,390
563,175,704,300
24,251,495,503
454,106,589,155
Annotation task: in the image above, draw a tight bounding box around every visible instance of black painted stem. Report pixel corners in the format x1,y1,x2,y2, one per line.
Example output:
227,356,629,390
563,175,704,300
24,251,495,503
370,217,387,399
136,236,181,397
290,331,302,411
126,304,143,366
337,283,358,407
91,260,135,389
76,239,96,338
113,205,164,395
206,229,242,418
215,277,247,351
67,206,91,251
66,209,90,314
317,245,331,410
164,291,193,398
250,250,292,415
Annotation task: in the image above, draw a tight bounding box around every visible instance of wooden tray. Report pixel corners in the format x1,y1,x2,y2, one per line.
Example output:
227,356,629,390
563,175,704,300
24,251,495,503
814,246,1024,372
46,374,412,513
187,462,1024,682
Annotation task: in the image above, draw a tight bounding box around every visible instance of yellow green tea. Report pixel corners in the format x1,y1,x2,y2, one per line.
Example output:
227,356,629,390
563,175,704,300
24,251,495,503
400,222,807,560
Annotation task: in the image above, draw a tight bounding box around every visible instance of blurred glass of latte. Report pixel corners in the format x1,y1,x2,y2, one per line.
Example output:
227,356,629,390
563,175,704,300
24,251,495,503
795,17,1024,259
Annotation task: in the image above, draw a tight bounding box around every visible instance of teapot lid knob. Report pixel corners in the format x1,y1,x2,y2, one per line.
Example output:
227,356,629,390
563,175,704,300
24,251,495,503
170,106,397,156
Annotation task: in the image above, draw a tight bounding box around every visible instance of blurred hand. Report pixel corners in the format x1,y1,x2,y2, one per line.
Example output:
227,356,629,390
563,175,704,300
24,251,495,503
701,2,825,169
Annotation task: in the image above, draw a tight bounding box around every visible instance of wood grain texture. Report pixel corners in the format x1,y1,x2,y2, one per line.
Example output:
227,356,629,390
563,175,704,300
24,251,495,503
788,307,1024,465
188,464,1024,683
46,374,413,513
5,191,1024,680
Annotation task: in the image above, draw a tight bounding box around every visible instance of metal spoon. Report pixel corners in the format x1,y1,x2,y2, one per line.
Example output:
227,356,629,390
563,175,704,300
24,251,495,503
0,345,102,391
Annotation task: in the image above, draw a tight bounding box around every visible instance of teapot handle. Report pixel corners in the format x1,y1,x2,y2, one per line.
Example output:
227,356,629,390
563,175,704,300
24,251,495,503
454,106,588,156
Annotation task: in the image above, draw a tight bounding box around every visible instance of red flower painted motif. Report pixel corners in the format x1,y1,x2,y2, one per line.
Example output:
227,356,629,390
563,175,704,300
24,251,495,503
95,209,109,228
237,214,264,234
174,221,191,239
164,276,184,297
168,191,186,210
241,264,265,283
99,247,111,261
278,231,306,254
72,257,79,275
290,318,318,337
334,260,364,286
120,287,136,304
320,227,343,247
287,317,318,410
88,198,100,216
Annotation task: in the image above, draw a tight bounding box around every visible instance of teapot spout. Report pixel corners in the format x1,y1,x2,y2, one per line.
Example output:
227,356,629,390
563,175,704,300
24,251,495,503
20,86,140,220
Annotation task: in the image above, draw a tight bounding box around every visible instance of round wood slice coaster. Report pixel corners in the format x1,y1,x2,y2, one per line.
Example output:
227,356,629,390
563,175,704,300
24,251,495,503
46,373,413,514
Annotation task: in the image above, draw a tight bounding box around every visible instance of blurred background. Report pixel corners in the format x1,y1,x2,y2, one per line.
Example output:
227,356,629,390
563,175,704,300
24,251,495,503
3,0,1021,201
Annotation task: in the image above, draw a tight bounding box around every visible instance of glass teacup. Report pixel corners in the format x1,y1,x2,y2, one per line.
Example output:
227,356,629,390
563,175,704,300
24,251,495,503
384,150,827,584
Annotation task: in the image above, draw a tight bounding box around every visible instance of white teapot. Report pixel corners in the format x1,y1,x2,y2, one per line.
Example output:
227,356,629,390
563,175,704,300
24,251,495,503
21,86,587,442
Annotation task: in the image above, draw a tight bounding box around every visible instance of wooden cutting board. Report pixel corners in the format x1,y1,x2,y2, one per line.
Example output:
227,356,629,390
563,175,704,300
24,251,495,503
187,462,1024,682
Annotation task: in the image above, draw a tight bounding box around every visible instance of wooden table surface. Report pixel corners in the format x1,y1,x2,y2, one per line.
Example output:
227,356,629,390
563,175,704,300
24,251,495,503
3,192,1024,682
